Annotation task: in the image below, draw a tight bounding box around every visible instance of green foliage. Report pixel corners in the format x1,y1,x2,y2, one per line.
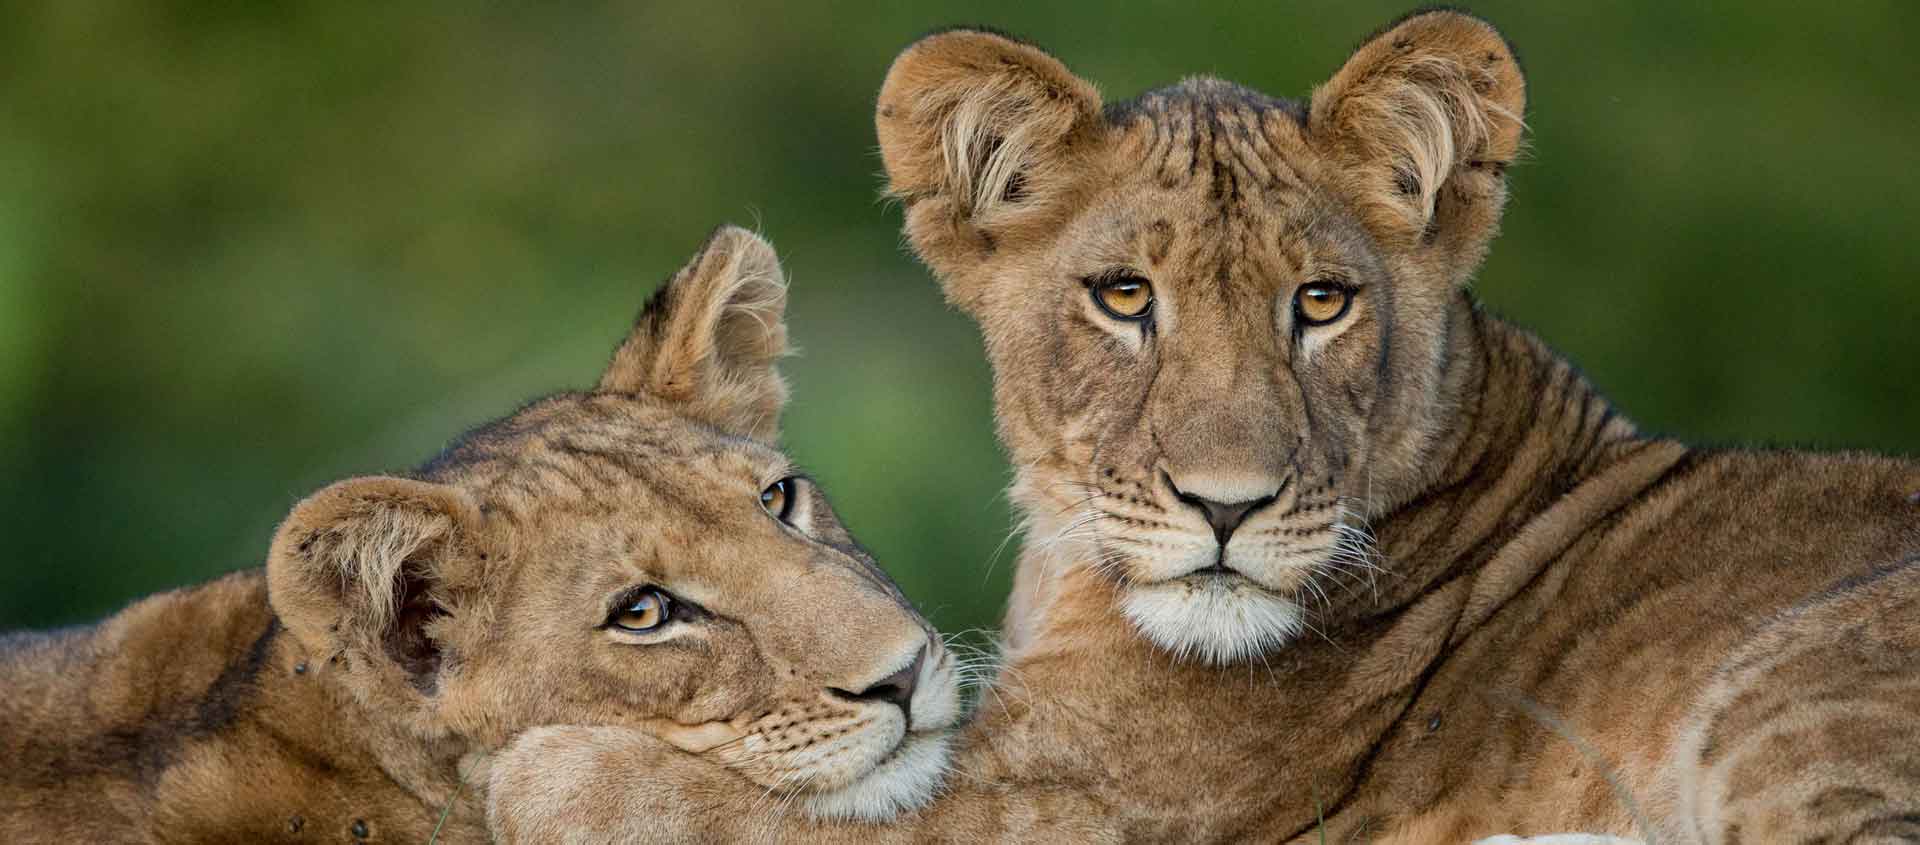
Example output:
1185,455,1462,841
2,1,1916,633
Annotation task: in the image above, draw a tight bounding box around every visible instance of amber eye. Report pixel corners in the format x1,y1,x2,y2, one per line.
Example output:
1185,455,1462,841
1294,281,1353,326
1091,275,1154,320
760,477,796,522
611,589,671,633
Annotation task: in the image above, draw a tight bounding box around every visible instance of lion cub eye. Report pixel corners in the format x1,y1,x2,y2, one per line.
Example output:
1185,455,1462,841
611,589,671,633
760,477,796,523
1294,281,1353,326
1091,275,1154,321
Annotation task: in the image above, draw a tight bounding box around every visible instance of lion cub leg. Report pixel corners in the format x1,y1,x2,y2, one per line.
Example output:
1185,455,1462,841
1667,561,1920,844
488,726,748,845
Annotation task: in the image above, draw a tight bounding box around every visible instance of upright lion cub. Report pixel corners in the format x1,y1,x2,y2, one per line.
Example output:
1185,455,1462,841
490,10,1920,844
0,227,961,843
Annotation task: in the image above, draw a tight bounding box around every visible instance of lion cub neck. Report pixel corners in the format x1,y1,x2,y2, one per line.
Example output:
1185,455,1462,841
0,570,481,843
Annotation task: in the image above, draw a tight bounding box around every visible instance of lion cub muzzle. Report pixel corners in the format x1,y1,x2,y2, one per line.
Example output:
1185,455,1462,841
695,639,960,821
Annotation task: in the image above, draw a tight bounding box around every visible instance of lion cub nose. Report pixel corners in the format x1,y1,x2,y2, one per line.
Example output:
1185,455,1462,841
1169,478,1279,546
829,649,924,725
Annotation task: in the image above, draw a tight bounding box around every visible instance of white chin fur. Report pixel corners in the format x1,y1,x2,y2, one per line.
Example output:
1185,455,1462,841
1122,580,1305,664
801,731,952,822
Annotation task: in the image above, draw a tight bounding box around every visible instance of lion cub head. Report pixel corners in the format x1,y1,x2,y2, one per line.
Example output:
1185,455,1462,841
265,227,961,820
877,12,1526,662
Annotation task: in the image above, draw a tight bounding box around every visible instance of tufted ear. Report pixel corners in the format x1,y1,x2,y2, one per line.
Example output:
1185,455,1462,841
599,225,790,441
267,476,480,714
1308,10,1526,286
876,28,1104,309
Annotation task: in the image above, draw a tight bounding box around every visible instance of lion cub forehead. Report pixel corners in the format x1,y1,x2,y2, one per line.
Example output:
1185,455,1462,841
1103,78,1318,192
418,393,782,510
1077,84,1353,274
1063,183,1345,290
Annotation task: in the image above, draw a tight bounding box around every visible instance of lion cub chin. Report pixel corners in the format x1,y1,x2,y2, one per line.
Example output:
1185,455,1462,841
1120,578,1307,665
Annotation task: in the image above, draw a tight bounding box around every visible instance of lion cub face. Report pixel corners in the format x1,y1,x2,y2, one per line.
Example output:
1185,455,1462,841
878,14,1525,661
266,227,961,820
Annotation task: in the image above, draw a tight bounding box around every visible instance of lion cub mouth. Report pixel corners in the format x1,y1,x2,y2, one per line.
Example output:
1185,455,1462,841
655,647,964,822
649,703,958,823
1180,561,1248,580
1107,502,1362,663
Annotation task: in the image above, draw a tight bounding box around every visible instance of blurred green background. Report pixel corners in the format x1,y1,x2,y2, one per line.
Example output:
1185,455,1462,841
3,2,1916,634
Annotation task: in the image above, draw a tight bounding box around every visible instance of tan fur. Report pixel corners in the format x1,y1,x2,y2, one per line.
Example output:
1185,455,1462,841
487,11,1920,843
0,227,961,842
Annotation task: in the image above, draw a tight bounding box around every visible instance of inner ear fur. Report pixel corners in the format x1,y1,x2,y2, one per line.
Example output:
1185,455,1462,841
598,225,790,441
1309,10,1526,284
267,476,479,703
876,28,1103,307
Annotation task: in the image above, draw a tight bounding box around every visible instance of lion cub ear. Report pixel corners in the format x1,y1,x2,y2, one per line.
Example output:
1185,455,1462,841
876,29,1103,309
598,225,789,441
1308,10,1526,286
266,476,480,712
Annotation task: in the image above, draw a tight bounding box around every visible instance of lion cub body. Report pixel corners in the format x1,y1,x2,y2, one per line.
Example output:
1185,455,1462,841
858,12,1920,839
0,572,468,842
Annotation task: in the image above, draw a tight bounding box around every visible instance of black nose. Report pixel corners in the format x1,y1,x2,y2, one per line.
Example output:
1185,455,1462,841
1169,481,1277,546
830,648,923,725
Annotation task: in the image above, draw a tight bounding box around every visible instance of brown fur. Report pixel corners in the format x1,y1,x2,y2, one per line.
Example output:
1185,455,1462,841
0,227,961,842
487,11,1920,843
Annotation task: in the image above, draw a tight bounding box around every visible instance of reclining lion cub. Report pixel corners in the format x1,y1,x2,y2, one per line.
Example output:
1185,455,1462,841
489,11,1920,844
0,226,961,843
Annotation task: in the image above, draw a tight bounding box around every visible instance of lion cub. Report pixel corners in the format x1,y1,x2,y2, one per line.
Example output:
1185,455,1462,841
0,226,961,843
489,10,1920,844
